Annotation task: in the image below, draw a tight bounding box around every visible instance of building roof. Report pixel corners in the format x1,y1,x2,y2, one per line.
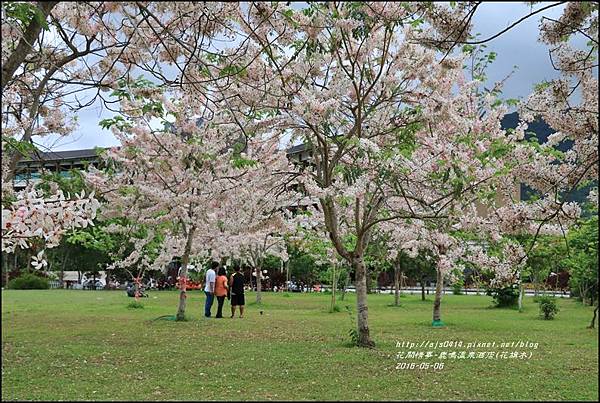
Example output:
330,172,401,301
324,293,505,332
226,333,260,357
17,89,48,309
18,143,306,164
18,148,102,164
287,143,310,154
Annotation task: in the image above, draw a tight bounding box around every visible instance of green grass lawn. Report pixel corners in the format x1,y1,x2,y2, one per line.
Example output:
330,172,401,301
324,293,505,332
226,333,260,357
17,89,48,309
2,290,598,401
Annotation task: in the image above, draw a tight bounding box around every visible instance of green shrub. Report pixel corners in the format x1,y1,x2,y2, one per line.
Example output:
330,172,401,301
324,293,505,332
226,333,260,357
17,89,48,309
486,285,519,308
7,273,49,290
127,301,144,309
538,296,559,320
344,305,358,345
452,280,464,295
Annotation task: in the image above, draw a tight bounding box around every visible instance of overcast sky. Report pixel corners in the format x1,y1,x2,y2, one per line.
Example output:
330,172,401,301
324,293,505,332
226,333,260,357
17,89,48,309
39,2,578,152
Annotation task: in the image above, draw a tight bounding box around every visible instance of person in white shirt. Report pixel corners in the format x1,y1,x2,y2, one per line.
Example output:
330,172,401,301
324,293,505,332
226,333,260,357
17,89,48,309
204,262,218,317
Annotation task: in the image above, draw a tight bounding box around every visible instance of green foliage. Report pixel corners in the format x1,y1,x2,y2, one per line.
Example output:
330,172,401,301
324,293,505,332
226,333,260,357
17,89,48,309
564,213,598,304
99,115,132,131
1,135,37,160
452,279,464,295
401,251,437,286
219,64,247,78
100,75,167,131
141,100,164,115
538,296,559,320
2,2,49,30
345,305,359,346
318,264,349,288
288,247,318,284
534,81,552,92
7,273,49,290
486,285,520,308
127,301,144,309
38,169,88,198
231,155,258,169
516,234,567,288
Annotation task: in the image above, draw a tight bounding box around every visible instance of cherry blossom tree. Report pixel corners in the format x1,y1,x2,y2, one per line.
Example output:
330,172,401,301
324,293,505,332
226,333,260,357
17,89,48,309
2,1,595,342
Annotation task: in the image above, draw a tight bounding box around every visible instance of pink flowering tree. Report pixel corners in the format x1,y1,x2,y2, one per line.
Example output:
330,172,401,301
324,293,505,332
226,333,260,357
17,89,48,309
418,2,597,252
223,2,549,346
511,3,597,246
1,2,244,266
380,221,427,307
292,223,344,311
1,1,242,177
1,186,100,269
205,135,299,304
86,102,249,320
86,75,300,317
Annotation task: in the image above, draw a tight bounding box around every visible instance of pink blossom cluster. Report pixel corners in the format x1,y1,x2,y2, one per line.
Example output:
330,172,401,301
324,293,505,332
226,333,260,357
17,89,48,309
1,187,100,259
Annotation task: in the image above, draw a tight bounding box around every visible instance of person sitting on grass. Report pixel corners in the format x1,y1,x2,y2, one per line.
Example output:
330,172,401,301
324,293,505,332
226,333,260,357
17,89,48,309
214,266,229,318
229,265,246,318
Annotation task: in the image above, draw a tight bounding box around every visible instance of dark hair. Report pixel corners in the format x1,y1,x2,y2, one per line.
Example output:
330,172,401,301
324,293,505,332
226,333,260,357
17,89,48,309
218,267,226,276
211,261,219,270
234,265,241,272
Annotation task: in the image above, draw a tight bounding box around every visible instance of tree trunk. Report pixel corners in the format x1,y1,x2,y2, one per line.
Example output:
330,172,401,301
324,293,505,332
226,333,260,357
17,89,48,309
518,283,524,312
176,226,196,321
1,2,58,90
134,278,140,301
341,274,349,301
421,274,426,301
400,271,404,295
60,249,68,288
26,249,32,272
8,252,16,284
330,262,336,312
588,305,598,329
353,257,374,347
580,284,587,305
255,265,262,304
432,269,444,326
393,262,400,306
285,260,290,292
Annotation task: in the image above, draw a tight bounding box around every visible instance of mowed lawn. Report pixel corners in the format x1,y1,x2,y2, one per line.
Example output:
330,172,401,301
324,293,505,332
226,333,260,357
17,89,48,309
2,289,598,401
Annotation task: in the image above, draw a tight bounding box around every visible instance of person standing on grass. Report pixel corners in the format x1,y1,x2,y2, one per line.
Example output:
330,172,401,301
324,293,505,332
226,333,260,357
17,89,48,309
229,264,246,318
204,261,218,317
214,266,229,318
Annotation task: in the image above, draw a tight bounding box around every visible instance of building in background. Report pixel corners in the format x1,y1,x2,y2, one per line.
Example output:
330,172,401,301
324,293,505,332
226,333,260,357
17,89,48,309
13,148,102,190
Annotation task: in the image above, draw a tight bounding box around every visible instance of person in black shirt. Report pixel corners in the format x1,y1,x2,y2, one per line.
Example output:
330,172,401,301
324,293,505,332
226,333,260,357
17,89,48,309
229,265,246,318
